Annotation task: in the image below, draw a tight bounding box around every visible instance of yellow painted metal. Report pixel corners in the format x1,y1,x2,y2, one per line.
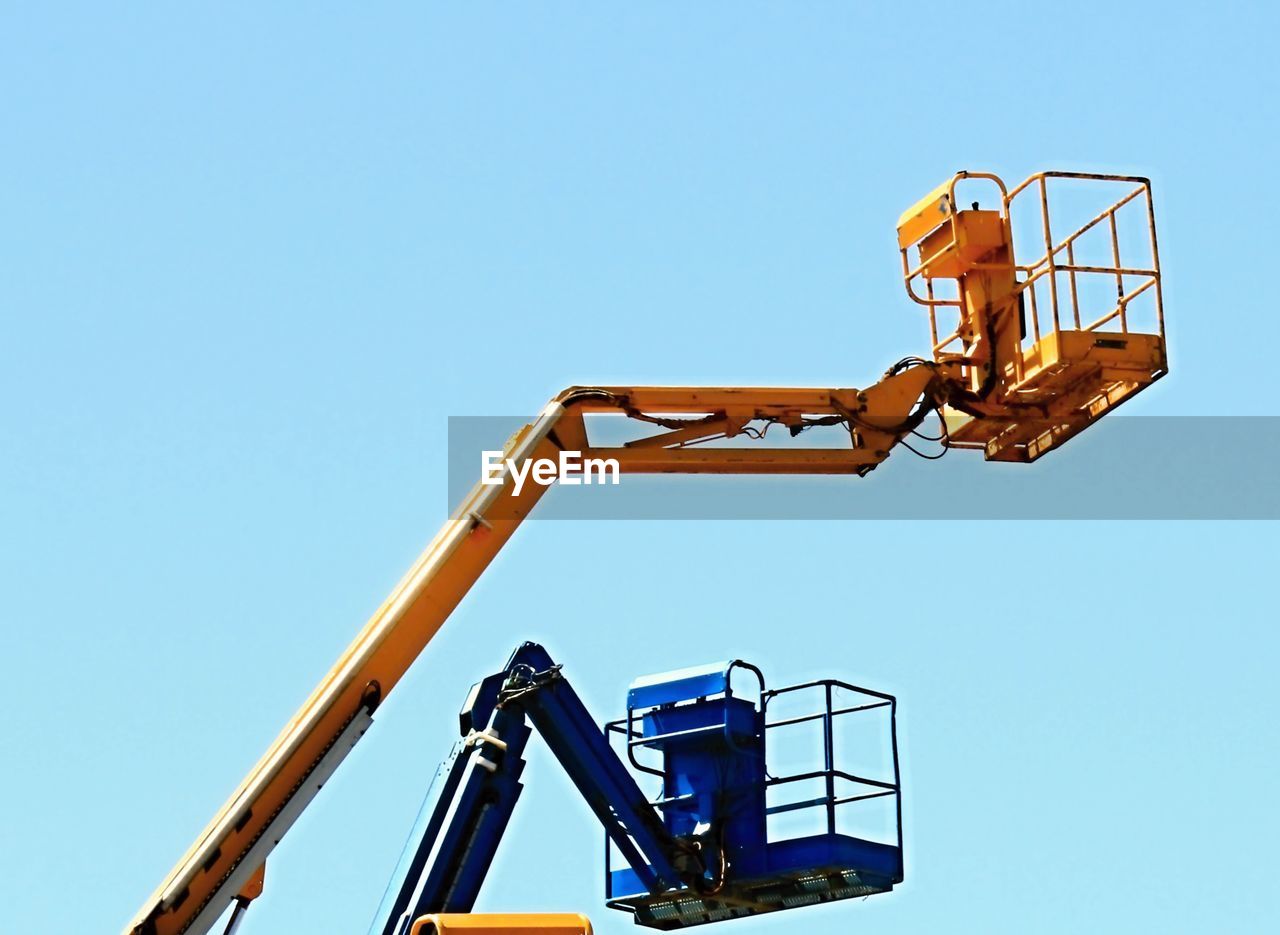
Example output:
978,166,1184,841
899,170,1167,461
236,865,264,902
896,178,953,249
916,210,1006,279
409,914,593,935
126,406,566,935
124,377,943,935
126,169,1168,935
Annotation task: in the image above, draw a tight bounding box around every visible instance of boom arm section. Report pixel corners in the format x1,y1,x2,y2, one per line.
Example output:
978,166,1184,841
373,643,689,935
125,369,944,935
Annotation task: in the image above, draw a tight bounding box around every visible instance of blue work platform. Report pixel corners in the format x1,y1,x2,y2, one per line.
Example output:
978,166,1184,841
604,660,903,928
372,645,902,933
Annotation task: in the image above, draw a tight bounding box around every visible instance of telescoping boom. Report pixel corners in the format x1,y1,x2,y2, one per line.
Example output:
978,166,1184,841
126,171,1166,935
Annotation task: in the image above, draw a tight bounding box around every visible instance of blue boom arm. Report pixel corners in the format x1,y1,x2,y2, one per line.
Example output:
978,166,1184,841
371,643,685,935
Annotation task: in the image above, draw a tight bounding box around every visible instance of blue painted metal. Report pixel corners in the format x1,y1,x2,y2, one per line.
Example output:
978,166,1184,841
627,661,734,710
506,643,682,893
605,669,904,928
371,645,903,933
641,695,768,881
369,643,683,935
369,695,531,935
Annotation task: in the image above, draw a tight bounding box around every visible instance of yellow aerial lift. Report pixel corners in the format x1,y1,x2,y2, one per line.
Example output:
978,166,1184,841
126,171,1166,935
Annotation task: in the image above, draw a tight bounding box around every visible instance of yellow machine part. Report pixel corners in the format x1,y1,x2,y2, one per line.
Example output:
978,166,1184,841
125,169,1168,935
916,209,1006,279
896,177,953,249
898,170,1167,462
409,914,593,935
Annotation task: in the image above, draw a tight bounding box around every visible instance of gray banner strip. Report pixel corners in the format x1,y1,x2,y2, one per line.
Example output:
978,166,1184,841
447,416,1280,520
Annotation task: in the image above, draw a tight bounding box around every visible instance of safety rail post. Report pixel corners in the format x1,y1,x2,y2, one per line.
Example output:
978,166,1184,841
1026,274,1042,343
1037,176,1062,334
890,693,902,855
1066,239,1082,328
823,682,836,836
926,279,939,347
1107,208,1127,331
1145,184,1166,341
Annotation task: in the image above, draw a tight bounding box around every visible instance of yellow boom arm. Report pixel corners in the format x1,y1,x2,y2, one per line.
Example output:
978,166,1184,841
126,171,1166,935
126,372,942,935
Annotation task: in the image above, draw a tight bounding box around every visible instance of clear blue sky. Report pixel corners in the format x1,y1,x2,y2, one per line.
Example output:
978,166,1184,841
3,3,1277,933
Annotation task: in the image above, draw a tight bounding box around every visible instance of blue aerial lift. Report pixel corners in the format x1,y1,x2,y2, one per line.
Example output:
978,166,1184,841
371,643,903,933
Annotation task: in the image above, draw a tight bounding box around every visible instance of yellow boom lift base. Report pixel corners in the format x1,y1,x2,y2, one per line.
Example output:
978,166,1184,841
409,915,593,935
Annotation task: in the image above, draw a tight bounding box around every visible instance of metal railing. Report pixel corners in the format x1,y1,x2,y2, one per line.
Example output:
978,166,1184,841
603,676,903,881
900,171,1165,363
761,679,901,853
1007,172,1164,342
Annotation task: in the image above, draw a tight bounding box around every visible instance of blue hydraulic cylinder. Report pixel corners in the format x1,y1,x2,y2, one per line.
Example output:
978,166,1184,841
369,702,531,935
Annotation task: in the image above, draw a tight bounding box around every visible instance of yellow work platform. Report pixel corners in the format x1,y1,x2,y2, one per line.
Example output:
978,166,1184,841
897,170,1167,462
